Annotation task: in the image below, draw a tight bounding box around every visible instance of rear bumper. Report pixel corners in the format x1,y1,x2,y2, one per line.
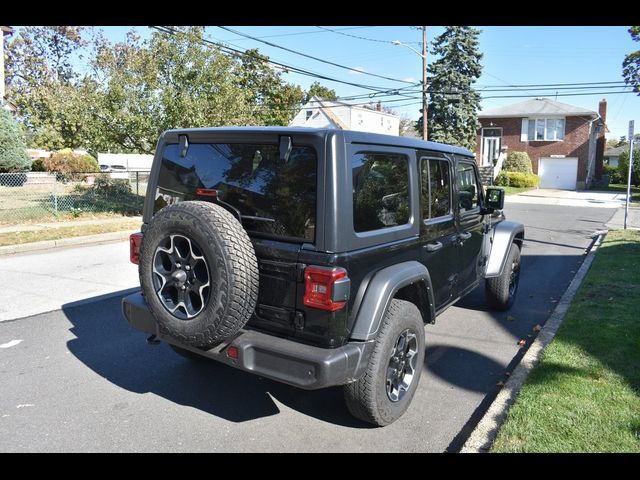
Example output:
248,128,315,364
122,292,373,390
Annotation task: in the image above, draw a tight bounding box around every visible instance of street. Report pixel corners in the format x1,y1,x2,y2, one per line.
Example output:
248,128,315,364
0,201,617,452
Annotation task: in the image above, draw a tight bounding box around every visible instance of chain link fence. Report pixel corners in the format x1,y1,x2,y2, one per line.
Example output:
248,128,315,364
0,171,150,225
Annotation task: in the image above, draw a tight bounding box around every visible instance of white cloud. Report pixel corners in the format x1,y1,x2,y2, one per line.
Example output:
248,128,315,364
349,67,367,75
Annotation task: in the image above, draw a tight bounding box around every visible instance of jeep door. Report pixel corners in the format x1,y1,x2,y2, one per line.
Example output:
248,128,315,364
454,157,485,295
418,154,459,309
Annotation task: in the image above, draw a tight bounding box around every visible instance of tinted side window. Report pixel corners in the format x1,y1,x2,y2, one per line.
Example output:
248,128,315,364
456,162,479,212
421,158,451,220
352,152,410,233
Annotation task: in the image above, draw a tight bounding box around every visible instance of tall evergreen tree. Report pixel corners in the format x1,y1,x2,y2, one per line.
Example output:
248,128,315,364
0,108,31,172
418,26,483,151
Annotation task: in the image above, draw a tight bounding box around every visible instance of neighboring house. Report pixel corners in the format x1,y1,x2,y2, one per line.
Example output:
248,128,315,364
27,149,53,161
289,96,400,136
603,145,627,167
476,97,607,190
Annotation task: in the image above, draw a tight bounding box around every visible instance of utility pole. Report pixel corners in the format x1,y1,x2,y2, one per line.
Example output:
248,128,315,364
393,27,427,140
421,26,427,140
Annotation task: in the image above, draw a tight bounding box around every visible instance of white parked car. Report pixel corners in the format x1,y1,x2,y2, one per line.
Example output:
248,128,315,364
109,165,129,180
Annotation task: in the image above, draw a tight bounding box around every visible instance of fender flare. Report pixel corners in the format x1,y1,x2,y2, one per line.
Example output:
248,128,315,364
485,220,525,278
350,261,436,341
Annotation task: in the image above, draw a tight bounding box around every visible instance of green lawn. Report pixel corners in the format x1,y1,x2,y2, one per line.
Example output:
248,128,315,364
0,218,142,247
491,230,640,453
500,186,537,196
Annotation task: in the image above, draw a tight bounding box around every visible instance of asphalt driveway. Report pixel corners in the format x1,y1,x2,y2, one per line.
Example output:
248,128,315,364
0,202,617,452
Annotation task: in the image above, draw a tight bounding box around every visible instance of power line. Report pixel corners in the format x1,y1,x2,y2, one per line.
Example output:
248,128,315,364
314,26,420,46
215,26,415,85
476,80,627,88
481,90,635,100
218,26,378,42
151,26,394,94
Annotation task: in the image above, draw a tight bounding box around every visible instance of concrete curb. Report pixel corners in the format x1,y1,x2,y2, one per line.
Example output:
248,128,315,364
0,230,132,256
460,230,608,453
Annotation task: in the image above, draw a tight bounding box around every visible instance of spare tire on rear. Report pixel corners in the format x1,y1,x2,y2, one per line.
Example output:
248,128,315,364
139,201,259,347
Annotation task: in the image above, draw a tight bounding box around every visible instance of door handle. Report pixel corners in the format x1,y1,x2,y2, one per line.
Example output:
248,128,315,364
424,242,443,252
458,232,472,241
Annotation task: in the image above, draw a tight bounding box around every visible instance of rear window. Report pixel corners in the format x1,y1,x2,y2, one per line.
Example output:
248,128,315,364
155,143,317,241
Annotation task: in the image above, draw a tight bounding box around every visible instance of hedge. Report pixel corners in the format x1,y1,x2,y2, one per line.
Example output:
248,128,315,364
495,171,540,188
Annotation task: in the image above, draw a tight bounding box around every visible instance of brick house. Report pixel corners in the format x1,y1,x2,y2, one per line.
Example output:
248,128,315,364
476,98,607,190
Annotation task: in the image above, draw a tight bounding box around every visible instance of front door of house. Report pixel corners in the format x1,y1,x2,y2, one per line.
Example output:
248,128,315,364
481,128,502,167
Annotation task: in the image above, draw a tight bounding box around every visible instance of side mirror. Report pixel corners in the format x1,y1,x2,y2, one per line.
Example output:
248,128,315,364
485,187,505,213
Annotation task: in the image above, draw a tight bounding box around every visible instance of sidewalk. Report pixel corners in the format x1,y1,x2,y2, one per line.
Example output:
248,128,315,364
605,206,640,230
505,189,629,209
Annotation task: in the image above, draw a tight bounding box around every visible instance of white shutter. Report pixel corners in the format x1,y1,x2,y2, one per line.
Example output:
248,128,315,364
521,118,529,142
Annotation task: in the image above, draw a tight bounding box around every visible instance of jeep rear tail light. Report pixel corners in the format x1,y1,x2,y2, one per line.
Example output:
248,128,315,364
130,232,143,264
303,266,350,312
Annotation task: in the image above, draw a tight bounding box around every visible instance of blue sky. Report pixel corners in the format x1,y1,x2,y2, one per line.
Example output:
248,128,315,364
18,25,640,141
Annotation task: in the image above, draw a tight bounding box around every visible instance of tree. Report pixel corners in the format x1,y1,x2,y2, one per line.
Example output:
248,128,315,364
623,26,640,94
237,49,304,126
5,26,95,150
399,115,417,137
0,109,31,173
618,147,640,187
419,26,483,151
89,27,252,153
303,81,338,103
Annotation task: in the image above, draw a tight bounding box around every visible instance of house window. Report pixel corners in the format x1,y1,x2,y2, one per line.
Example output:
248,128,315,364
527,118,565,141
305,110,313,121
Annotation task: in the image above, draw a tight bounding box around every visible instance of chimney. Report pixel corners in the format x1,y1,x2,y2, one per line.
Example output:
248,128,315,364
598,98,607,124
595,98,607,181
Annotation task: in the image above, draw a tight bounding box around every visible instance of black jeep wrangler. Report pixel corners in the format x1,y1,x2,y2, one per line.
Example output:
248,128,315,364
122,127,524,426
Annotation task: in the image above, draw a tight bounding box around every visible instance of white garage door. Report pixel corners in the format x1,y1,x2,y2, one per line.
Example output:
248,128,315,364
538,157,578,190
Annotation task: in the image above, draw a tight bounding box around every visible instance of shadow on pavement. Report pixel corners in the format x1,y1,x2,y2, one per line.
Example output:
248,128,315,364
62,292,368,428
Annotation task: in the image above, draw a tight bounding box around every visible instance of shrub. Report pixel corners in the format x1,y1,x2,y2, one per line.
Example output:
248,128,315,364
603,164,623,184
44,148,99,182
0,108,31,173
617,149,640,187
31,159,46,172
495,171,540,188
503,151,533,174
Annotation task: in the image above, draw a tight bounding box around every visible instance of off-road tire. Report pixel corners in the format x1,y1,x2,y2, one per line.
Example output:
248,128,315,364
485,243,521,311
343,299,425,426
139,201,258,347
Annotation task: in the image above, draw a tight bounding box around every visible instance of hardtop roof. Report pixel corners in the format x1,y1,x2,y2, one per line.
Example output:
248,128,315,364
163,126,474,158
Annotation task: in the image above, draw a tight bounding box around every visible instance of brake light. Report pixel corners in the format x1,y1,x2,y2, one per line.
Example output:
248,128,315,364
303,266,350,311
196,188,218,198
130,232,143,264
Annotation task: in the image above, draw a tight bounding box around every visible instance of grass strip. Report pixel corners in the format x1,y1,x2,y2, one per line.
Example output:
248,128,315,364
492,230,640,452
